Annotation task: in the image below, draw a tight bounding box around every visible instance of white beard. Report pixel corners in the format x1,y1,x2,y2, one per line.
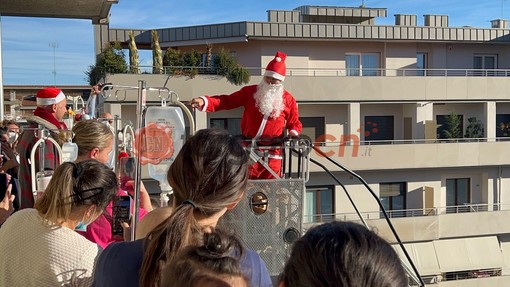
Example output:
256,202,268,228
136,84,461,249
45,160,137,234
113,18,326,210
254,80,285,119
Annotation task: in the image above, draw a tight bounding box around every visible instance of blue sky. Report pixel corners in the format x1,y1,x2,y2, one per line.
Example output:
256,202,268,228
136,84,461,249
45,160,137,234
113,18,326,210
1,0,506,85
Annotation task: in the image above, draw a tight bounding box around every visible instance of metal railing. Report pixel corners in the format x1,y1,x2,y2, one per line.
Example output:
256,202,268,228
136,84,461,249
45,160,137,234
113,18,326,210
303,203,510,223
318,137,500,147
112,65,510,78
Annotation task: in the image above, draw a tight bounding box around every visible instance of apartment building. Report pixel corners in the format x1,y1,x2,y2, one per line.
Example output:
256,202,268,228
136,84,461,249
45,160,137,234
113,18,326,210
99,5,510,286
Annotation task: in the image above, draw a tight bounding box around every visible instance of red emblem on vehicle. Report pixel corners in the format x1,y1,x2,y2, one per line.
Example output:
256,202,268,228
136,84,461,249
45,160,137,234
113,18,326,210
134,122,174,165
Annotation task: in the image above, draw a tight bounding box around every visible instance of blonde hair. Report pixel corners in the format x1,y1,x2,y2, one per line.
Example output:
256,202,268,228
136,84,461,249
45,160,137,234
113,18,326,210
72,120,114,156
35,160,118,224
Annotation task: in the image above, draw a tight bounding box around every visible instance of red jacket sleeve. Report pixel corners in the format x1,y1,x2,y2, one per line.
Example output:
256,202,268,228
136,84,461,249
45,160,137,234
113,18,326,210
285,92,302,135
202,86,256,112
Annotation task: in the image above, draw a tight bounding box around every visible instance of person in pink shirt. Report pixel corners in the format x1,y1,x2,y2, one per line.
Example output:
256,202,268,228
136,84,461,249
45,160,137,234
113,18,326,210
72,120,151,248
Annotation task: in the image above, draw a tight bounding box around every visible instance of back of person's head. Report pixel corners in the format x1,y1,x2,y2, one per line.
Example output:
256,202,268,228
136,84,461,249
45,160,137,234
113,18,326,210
140,128,249,287
72,119,113,156
280,221,408,287
160,229,249,287
34,159,118,224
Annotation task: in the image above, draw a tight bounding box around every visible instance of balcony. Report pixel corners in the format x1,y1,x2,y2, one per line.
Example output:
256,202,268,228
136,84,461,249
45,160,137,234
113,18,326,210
308,139,510,172
107,67,510,104
303,203,510,242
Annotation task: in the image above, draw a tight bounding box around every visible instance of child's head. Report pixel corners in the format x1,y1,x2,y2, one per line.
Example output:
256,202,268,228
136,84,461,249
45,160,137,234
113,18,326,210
160,229,249,287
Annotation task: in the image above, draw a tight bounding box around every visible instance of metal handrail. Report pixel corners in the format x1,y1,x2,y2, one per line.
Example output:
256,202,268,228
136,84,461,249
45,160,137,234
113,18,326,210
304,203,510,222
109,65,510,78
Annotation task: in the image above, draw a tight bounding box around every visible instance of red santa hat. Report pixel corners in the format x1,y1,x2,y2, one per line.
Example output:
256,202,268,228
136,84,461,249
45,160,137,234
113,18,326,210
36,87,66,106
264,51,287,81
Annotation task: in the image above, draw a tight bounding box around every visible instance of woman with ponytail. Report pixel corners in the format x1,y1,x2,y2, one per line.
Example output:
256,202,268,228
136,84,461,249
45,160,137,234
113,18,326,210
0,159,118,286
93,128,272,287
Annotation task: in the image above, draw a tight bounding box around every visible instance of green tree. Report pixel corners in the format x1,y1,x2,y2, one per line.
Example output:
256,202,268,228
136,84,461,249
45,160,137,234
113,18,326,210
212,48,250,85
443,112,463,139
163,48,183,74
464,117,485,138
182,49,202,77
85,42,128,85
151,30,163,74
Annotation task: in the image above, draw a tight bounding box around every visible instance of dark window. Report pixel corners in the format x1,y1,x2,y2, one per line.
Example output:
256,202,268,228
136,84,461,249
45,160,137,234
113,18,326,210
417,52,427,76
299,117,325,144
364,116,394,141
473,54,497,76
496,114,510,138
473,55,497,69
446,178,470,213
210,118,242,137
305,186,334,223
380,182,406,217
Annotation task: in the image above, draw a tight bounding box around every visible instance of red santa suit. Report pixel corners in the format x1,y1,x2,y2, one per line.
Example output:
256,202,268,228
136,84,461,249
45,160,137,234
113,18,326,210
198,52,302,179
201,85,302,179
199,85,301,179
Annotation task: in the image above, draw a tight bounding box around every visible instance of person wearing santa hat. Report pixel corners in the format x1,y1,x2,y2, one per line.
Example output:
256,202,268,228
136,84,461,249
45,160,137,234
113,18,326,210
17,87,69,209
191,51,302,179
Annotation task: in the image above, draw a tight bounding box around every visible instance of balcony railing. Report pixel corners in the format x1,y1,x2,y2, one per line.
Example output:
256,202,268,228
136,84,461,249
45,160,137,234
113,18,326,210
304,203,510,223
113,65,510,78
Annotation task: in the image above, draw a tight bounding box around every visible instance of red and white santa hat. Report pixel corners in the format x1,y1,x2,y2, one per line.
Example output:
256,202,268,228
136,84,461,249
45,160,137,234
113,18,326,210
36,87,66,106
264,51,287,81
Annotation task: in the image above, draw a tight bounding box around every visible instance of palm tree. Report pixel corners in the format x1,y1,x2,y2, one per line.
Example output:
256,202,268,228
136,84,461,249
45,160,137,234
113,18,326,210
206,43,213,69
128,31,140,74
151,30,163,74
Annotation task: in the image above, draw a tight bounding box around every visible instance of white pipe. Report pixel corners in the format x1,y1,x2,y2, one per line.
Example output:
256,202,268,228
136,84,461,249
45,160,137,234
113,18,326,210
29,135,63,204
130,80,146,241
498,166,502,208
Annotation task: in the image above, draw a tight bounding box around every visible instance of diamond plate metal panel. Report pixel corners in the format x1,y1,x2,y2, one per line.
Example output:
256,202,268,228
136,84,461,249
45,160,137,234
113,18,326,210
219,179,305,276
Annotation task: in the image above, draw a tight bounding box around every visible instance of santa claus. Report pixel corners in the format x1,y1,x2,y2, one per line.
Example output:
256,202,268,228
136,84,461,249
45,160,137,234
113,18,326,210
191,51,302,179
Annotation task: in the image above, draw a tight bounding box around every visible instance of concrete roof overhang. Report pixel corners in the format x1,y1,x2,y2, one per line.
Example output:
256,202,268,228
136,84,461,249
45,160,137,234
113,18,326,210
0,0,118,24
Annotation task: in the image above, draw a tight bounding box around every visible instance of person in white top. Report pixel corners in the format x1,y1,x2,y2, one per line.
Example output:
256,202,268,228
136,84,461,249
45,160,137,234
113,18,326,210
0,159,118,287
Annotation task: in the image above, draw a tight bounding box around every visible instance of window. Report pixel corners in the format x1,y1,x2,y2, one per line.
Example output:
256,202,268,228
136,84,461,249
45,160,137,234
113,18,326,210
364,116,394,142
380,182,406,217
496,114,510,138
210,118,242,137
346,53,380,76
473,54,497,76
473,54,497,69
305,186,334,223
446,178,470,213
417,52,427,76
299,117,325,144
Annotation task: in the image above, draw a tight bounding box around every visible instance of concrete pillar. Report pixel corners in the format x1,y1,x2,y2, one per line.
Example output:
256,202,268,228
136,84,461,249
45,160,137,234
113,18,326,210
416,102,434,139
485,101,496,142
93,23,110,57
347,103,361,139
